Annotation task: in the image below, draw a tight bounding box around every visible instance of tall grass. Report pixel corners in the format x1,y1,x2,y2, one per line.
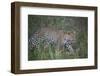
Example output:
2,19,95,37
28,40,81,60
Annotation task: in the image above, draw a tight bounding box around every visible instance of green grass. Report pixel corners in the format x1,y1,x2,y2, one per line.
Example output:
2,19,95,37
28,41,85,60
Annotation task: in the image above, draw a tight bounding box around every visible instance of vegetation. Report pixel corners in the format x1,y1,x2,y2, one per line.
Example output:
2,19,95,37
28,15,88,60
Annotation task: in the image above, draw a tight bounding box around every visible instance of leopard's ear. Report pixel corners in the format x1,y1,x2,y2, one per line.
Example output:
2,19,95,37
64,31,70,35
68,32,71,35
